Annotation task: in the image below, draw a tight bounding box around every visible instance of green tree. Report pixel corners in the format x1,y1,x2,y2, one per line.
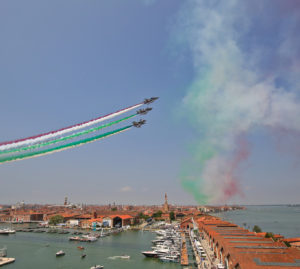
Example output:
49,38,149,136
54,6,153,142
152,210,162,218
138,212,149,220
252,225,262,233
265,232,274,238
169,211,175,221
111,207,117,211
49,215,64,225
265,232,278,241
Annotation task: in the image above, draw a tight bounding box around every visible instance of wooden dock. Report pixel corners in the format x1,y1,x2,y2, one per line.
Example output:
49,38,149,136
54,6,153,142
181,232,189,266
0,258,15,267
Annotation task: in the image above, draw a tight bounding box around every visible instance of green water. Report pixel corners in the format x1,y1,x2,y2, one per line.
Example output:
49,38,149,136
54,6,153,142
212,205,300,238
0,230,181,269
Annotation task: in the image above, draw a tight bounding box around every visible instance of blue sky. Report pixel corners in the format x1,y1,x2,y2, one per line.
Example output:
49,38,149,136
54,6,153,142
0,0,299,205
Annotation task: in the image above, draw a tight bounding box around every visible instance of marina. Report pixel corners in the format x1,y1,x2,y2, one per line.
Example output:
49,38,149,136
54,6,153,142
142,225,181,263
0,226,181,269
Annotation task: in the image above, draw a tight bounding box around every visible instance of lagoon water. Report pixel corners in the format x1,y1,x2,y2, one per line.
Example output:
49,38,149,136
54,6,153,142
1,205,299,268
212,205,300,238
0,230,180,269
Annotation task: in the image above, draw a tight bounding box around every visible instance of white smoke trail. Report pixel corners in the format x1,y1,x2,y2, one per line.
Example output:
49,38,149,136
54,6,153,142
0,103,142,151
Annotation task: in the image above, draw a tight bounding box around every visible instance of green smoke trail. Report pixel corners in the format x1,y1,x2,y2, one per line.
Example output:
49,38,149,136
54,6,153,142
180,139,216,204
0,125,132,164
179,76,219,204
0,114,135,155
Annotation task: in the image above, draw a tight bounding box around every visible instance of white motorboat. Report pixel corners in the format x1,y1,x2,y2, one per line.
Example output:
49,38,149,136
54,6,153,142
56,250,65,257
108,255,130,259
0,228,16,235
159,256,179,263
90,265,104,269
142,251,159,258
82,235,98,242
119,255,130,259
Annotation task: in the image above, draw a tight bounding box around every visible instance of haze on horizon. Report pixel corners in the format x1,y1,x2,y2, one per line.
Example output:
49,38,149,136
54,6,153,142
0,0,300,206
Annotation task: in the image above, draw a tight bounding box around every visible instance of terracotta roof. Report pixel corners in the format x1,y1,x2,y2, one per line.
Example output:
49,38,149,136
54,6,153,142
108,214,133,220
285,238,300,243
183,215,300,269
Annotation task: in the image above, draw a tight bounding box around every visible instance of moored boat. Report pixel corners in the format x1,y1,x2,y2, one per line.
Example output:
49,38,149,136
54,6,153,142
0,228,16,235
142,251,159,258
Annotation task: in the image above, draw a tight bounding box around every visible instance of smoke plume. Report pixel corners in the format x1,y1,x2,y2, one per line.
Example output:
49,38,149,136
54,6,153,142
177,0,300,203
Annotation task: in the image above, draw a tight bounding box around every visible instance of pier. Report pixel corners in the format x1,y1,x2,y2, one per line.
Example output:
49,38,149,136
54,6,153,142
181,232,189,266
0,258,15,267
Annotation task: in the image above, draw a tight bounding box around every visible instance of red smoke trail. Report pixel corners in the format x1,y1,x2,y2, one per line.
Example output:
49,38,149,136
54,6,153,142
223,137,250,200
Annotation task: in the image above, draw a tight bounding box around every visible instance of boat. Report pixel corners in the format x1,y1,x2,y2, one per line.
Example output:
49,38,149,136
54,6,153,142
108,255,130,259
159,256,179,263
90,265,104,269
0,247,7,257
56,250,65,257
77,246,85,250
70,235,97,242
0,228,16,235
69,236,88,242
82,235,98,242
81,254,86,258
142,251,159,258
12,220,23,224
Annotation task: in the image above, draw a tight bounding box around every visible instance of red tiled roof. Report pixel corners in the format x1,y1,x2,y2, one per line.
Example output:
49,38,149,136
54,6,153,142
285,238,300,243
108,214,133,220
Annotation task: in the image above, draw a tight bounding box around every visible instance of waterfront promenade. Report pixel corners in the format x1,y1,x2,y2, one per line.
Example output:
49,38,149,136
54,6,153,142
189,229,222,269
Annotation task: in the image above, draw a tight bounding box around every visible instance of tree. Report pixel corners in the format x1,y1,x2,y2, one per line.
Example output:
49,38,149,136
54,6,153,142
265,232,277,241
152,210,162,218
265,232,274,238
49,215,64,225
111,207,117,211
252,225,262,233
169,211,175,221
138,212,149,220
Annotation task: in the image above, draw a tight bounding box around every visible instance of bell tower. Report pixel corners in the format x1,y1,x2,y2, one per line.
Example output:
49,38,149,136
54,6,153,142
163,193,169,213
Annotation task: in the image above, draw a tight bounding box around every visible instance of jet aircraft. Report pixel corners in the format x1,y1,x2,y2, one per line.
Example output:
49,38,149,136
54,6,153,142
132,119,146,128
144,97,159,104
137,107,152,115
